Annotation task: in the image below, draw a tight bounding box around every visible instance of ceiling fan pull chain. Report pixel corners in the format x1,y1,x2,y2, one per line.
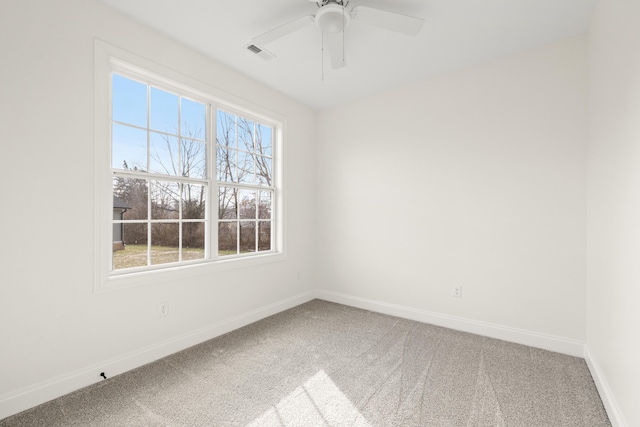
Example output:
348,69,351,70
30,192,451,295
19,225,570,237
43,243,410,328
342,6,345,63
321,31,325,81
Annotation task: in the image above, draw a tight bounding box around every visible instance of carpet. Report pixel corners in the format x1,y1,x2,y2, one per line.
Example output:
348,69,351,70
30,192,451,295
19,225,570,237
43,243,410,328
0,299,610,426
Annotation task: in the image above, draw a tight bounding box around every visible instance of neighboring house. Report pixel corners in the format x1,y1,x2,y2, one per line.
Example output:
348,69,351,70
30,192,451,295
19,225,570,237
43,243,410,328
113,196,130,250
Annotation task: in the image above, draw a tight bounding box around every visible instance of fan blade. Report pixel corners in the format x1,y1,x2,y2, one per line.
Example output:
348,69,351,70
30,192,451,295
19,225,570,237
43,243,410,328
351,6,424,36
326,32,346,69
252,15,315,46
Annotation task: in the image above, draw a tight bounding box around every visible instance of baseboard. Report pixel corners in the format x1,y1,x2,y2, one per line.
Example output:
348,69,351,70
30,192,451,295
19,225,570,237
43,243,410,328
583,345,627,427
0,291,316,421
314,289,585,357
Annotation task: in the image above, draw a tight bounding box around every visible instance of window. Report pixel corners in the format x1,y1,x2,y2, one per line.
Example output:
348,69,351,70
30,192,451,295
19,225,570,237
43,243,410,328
111,74,209,271
216,110,274,256
95,41,283,289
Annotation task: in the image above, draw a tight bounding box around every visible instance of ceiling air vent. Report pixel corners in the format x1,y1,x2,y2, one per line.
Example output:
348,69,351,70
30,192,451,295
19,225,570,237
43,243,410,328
246,44,276,61
247,44,262,54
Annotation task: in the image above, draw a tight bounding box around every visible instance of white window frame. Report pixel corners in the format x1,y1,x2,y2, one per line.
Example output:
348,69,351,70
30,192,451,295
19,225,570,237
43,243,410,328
94,40,286,293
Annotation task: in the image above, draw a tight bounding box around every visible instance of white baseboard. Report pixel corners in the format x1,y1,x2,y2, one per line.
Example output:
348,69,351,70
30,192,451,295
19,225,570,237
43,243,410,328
0,291,316,421
583,346,627,427
314,289,585,357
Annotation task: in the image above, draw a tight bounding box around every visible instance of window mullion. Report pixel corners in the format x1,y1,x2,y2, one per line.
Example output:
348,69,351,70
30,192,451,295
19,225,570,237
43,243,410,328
209,103,216,260
113,170,208,186
178,183,183,263
177,97,182,263
147,180,152,267
254,189,258,253
146,84,152,268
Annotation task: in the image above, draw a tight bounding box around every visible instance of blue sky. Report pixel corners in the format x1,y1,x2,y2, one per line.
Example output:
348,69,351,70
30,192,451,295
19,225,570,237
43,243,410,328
111,73,272,181
111,73,206,174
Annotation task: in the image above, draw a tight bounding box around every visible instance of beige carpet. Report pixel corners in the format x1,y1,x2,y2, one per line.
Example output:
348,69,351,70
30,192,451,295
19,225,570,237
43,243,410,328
0,300,610,426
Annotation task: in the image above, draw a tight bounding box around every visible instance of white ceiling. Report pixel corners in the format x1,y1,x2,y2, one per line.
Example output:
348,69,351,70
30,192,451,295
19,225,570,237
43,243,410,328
97,0,596,110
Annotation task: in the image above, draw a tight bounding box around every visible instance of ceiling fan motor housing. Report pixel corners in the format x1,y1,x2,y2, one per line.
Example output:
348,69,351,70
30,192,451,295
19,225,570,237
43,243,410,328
315,3,351,34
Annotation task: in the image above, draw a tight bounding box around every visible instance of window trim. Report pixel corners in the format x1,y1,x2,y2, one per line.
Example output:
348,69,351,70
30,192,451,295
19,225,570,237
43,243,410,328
94,39,286,293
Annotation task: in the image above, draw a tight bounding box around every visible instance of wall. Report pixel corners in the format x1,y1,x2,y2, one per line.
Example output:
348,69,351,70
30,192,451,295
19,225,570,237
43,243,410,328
0,0,316,418
587,0,640,425
316,37,588,343
3,0,637,423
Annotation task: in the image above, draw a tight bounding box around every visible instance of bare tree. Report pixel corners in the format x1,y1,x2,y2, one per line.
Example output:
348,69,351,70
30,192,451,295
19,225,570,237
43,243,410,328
216,112,273,254
115,109,273,256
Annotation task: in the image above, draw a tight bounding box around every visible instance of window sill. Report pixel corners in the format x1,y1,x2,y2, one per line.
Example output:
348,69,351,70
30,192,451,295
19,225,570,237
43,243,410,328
95,252,286,293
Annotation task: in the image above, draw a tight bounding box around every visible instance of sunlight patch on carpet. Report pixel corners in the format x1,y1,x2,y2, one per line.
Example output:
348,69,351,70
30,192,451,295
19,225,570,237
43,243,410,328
247,369,372,427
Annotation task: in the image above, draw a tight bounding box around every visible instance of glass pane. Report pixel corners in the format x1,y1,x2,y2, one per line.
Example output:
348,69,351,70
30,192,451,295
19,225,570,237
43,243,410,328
182,222,205,261
217,146,236,182
256,155,272,186
216,110,236,148
238,117,254,152
218,187,237,219
239,221,256,253
258,191,272,219
218,222,237,256
112,124,147,171
112,74,147,128
112,223,147,270
182,184,206,219
123,223,148,246
257,123,272,157
113,177,148,220
151,223,179,265
258,221,271,251
238,151,255,184
181,138,206,179
150,87,179,134
238,189,256,219
151,181,180,220
181,98,206,141
149,132,179,175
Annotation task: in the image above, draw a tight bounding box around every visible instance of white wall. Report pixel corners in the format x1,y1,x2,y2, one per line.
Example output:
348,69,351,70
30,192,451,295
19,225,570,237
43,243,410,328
316,37,588,341
587,1,640,425
0,0,316,418
2,0,637,424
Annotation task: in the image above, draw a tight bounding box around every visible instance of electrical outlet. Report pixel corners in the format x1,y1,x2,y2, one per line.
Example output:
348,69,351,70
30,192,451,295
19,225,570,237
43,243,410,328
159,302,169,317
452,286,462,298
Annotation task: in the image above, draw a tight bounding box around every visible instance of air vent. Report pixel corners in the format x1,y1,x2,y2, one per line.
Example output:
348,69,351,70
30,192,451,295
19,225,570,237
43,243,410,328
247,44,262,54
245,44,276,61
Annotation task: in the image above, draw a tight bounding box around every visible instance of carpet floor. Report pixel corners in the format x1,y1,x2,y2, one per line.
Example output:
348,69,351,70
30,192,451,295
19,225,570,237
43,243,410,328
0,299,610,426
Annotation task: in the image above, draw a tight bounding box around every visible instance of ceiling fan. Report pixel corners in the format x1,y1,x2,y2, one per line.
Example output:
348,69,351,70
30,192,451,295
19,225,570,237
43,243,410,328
246,0,424,69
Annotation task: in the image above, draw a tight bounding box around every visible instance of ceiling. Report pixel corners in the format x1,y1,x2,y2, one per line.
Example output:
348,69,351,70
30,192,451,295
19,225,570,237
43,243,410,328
96,0,596,111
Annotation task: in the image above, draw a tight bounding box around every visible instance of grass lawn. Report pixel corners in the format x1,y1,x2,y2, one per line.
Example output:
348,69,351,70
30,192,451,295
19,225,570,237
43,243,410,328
113,244,238,270
113,244,204,270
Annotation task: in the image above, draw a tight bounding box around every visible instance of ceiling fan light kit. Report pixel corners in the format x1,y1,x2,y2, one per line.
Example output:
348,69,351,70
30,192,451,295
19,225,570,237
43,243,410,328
247,0,424,70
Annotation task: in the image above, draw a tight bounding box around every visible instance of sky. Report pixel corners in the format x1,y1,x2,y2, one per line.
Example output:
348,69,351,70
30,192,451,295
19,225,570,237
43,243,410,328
111,73,272,181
